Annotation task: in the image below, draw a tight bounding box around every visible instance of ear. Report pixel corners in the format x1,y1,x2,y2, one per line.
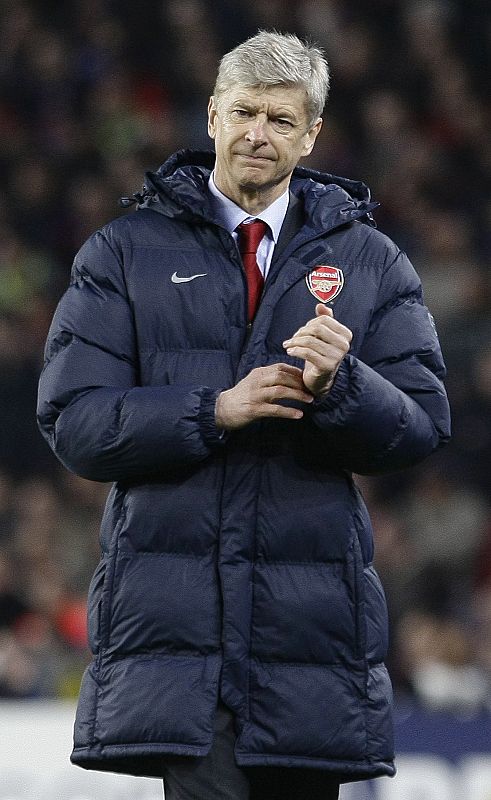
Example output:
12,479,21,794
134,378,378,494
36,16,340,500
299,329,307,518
208,96,217,140
301,117,323,158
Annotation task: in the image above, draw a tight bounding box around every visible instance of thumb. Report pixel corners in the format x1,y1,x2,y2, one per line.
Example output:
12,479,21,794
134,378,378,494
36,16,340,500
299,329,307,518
315,303,333,318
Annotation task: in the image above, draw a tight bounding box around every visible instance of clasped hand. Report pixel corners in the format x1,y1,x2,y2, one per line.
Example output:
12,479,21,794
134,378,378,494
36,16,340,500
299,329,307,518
215,304,352,431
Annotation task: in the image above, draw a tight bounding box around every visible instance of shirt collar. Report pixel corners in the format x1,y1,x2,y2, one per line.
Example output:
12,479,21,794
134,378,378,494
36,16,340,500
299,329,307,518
208,171,289,243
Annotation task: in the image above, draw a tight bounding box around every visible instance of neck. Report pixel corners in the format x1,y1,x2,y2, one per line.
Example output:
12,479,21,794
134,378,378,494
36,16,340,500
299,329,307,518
214,174,290,215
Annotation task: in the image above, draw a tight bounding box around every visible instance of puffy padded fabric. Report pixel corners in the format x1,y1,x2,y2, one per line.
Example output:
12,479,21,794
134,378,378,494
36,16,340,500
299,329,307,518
37,150,450,781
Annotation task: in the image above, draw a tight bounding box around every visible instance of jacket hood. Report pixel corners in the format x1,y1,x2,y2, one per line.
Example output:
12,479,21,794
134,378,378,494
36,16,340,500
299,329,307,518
120,149,379,231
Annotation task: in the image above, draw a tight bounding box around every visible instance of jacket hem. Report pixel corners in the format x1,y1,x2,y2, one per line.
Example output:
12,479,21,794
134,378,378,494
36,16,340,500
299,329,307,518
71,741,212,778
70,745,395,783
234,752,396,782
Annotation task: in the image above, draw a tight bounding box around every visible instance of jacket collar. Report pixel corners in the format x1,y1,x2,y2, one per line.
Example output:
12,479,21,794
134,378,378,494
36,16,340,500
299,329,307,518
122,149,379,236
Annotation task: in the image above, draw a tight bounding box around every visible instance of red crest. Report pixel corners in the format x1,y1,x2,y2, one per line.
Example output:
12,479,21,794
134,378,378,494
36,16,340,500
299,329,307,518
306,266,344,303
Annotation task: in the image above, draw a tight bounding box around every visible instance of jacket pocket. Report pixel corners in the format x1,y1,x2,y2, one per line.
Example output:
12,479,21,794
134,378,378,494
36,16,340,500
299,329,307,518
363,564,389,662
87,558,106,654
97,489,127,653
344,534,366,661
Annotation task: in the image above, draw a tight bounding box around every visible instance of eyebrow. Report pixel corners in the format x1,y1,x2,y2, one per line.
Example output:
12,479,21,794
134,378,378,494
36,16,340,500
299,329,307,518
230,100,299,122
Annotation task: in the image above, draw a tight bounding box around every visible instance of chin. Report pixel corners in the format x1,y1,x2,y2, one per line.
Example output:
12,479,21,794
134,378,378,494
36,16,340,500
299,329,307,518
239,166,276,182
238,179,269,192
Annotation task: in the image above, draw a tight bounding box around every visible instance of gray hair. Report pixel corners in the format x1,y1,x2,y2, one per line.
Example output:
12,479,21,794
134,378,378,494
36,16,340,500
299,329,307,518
213,31,330,127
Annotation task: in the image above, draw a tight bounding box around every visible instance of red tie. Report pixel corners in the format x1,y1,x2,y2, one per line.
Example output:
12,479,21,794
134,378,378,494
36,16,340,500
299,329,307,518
237,220,268,322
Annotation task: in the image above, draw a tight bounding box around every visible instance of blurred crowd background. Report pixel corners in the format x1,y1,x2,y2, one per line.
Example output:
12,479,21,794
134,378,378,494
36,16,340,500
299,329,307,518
0,0,490,714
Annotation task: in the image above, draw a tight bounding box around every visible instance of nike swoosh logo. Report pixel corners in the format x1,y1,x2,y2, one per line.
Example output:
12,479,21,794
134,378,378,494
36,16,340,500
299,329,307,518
171,271,207,283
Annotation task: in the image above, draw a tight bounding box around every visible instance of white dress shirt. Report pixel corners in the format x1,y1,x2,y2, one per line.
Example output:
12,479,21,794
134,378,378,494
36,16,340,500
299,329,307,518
208,171,290,279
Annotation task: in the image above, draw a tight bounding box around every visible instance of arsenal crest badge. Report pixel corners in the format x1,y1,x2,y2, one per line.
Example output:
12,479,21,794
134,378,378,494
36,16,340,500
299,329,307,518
306,265,344,303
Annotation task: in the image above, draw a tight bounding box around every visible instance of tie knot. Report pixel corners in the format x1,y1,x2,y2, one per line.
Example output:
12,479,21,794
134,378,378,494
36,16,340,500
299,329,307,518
237,220,268,255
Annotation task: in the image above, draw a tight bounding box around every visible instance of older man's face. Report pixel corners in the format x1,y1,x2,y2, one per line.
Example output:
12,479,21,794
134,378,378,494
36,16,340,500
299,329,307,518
208,84,322,209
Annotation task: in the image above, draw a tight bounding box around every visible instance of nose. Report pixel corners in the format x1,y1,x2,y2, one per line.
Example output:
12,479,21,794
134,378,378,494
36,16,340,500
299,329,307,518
245,116,268,147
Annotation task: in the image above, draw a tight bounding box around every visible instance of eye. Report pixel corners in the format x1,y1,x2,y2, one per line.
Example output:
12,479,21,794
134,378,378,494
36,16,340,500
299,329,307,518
232,108,253,119
274,118,294,130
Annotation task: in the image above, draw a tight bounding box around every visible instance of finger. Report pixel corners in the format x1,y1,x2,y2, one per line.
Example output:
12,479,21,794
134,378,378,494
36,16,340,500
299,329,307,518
315,303,333,317
255,364,305,388
283,345,341,371
309,315,353,340
284,316,352,344
262,384,314,404
257,363,304,379
284,329,351,352
257,403,304,421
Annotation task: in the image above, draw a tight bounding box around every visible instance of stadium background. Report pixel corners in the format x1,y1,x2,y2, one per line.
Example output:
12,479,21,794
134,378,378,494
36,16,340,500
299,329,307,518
0,0,490,796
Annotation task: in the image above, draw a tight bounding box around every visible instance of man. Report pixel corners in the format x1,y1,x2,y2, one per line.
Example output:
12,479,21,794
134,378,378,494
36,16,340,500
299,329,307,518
37,31,450,800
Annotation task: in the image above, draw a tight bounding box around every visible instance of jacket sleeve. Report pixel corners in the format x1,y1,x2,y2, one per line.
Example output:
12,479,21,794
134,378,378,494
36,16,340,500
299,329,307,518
307,249,451,475
37,228,223,483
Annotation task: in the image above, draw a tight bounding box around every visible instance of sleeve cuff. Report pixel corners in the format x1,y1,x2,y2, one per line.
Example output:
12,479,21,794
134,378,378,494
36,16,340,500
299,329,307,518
199,388,230,447
311,358,351,413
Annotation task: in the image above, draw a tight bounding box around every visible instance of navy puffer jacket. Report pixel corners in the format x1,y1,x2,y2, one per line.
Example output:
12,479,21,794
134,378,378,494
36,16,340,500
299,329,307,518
37,150,450,781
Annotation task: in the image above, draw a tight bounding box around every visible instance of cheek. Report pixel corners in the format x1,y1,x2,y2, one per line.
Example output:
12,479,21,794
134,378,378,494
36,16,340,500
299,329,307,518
220,118,241,135
279,141,305,165
214,129,230,153
216,125,240,153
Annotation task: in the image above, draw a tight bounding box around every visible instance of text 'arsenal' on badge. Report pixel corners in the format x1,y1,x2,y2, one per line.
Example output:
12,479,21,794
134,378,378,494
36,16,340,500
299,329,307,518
306,265,344,303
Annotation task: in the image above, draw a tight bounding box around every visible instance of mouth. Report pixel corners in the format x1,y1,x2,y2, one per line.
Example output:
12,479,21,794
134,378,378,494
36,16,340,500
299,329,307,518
236,155,274,169
236,153,273,162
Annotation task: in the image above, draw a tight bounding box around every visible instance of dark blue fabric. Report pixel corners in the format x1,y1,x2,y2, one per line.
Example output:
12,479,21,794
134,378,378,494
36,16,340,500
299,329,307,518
161,702,340,799
37,150,450,781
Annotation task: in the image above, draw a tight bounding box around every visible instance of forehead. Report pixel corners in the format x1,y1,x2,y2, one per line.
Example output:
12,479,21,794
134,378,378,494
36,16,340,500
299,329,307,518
220,84,309,117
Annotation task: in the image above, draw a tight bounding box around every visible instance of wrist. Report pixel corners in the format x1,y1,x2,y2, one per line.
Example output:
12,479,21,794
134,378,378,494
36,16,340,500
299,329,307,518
314,375,335,399
310,358,351,412
309,368,337,399
199,388,230,446
215,390,229,431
